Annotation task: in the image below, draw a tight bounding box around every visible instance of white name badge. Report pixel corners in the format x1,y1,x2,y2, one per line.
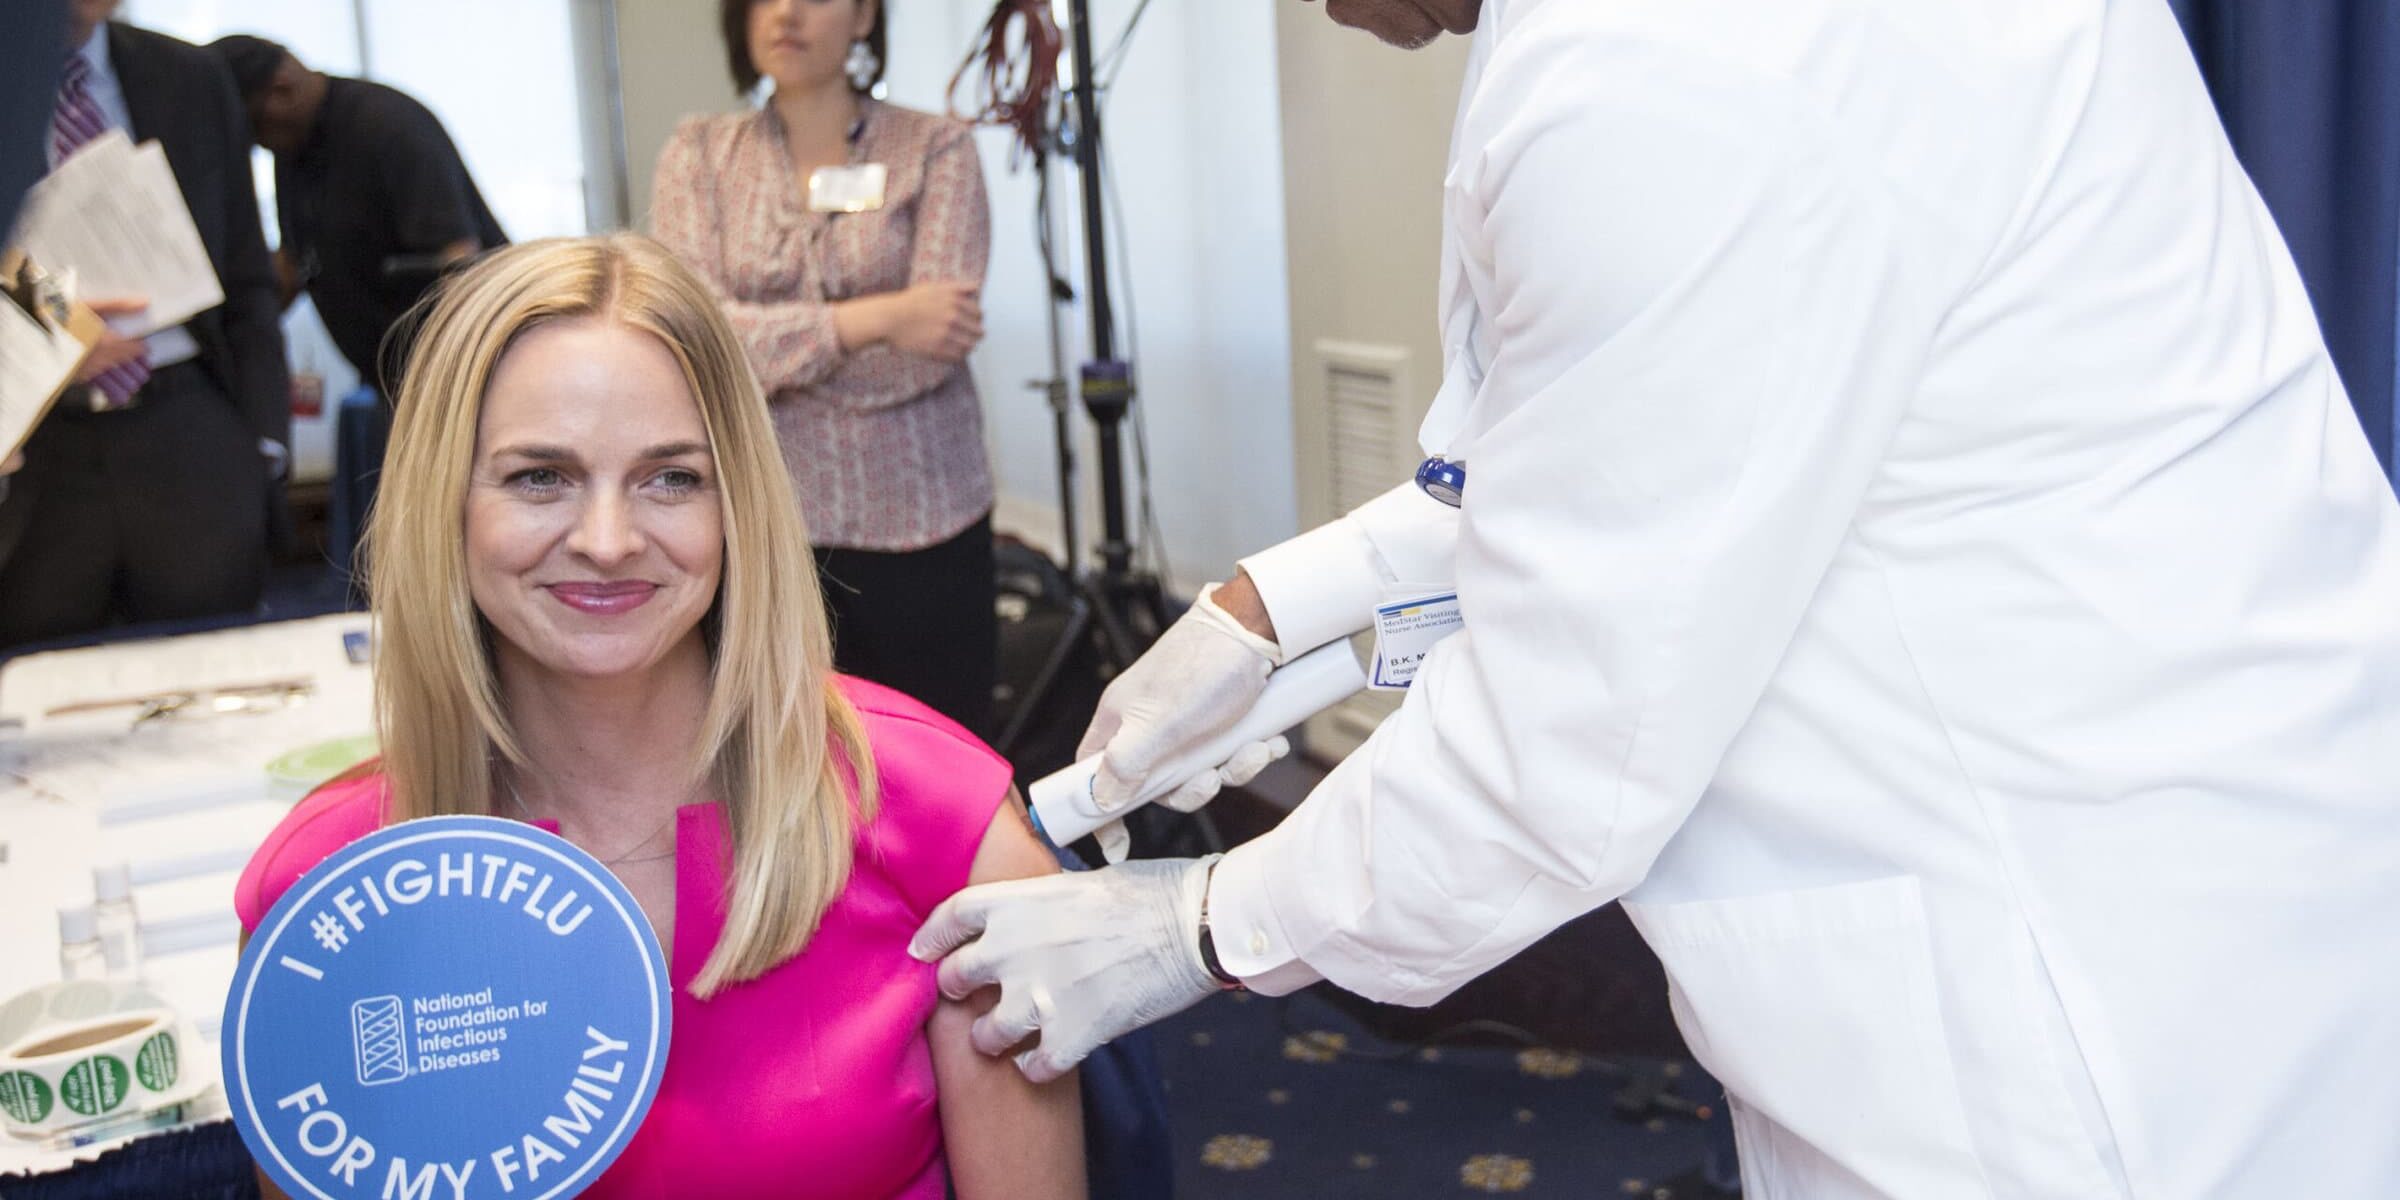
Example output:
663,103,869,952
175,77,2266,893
1370,587,1463,691
807,164,888,213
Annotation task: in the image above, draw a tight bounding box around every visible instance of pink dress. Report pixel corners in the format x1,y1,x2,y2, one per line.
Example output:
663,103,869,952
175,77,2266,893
233,677,1013,1199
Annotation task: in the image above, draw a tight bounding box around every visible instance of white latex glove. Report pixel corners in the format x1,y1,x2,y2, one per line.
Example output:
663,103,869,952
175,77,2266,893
910,856,1221,1083
1080,733,1289,864
1080,583,1286,820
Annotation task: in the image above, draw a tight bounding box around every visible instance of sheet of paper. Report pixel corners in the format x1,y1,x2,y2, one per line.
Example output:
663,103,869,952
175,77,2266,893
0,292,84,461
14,131,223,335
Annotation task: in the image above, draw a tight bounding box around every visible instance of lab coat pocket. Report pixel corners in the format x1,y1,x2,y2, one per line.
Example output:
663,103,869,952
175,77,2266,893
1624,876,1991,1200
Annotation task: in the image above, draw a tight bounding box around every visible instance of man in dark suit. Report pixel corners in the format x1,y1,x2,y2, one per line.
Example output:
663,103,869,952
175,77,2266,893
0,0,289,647
209,35,505,390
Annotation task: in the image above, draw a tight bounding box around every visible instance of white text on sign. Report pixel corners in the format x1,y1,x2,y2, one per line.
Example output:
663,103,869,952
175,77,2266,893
272,1025,633,1198
279,854,597,979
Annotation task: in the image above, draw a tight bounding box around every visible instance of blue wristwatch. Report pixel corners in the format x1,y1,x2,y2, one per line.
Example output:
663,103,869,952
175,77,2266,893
1415,456,1466,507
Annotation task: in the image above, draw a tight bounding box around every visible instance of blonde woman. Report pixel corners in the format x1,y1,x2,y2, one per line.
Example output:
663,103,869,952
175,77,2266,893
231,235,1083,1199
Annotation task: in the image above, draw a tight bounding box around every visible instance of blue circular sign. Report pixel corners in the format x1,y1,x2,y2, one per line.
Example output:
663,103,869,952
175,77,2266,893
223,816,670,1200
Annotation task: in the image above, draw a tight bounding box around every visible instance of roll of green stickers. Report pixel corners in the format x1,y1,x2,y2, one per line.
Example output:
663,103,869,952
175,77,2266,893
0,996,202,1138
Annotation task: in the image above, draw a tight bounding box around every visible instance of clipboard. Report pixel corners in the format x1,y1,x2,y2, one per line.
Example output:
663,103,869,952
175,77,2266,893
0,247,105,465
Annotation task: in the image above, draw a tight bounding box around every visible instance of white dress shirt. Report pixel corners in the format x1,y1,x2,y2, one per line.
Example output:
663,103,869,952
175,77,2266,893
58,21,199,370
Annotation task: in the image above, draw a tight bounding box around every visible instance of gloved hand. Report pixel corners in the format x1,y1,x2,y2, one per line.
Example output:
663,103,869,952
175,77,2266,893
911,856,1222,1083
1080,583,1288,822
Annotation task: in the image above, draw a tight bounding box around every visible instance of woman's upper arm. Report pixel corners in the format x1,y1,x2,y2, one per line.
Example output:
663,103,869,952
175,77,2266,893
930,786,1085,1199
966,786,1061,887
907,124,991,287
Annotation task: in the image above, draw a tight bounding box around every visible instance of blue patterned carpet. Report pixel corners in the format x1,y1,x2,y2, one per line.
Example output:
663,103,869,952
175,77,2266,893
1155,986,1737,1198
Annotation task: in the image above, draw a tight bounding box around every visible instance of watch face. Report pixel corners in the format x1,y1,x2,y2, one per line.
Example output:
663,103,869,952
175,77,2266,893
1415,458,1466,507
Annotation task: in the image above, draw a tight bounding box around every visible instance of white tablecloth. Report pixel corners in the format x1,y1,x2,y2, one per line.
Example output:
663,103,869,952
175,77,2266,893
0,613,376,1175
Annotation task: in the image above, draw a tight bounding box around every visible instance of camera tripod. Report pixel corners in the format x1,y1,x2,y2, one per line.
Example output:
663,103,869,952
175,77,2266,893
993,0,1173,761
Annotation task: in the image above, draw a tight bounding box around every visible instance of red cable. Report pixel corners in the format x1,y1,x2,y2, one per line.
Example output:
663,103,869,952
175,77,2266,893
947,0,1063,167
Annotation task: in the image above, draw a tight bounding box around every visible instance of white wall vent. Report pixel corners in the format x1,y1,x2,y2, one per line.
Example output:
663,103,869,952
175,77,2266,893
1303,340,1421,757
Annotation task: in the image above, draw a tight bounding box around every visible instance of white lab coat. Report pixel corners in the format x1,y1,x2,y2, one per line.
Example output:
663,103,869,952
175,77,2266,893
1208,0,2400,1195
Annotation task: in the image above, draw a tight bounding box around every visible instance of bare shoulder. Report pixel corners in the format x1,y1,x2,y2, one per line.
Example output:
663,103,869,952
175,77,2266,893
966,786,1061,887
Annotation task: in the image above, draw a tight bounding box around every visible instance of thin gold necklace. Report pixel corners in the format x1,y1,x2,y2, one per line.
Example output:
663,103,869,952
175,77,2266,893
504,776,680,866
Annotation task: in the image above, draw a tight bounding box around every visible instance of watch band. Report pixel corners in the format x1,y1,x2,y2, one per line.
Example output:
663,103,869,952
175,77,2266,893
1196,860,1247,992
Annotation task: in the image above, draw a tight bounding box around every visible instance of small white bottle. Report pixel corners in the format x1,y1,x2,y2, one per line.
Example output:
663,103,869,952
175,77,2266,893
57,905,106,981
92,863,143,978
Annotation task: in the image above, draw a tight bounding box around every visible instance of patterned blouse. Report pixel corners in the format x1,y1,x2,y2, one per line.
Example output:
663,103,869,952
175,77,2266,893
651,101,994,552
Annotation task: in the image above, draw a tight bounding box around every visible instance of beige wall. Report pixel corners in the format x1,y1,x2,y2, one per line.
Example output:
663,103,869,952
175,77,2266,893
1275,11,1470,530
1276,14,1468,757
612,0,743,228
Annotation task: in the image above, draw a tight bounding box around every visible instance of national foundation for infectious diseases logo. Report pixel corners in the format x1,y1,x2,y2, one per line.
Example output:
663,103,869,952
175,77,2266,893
223,817,670,1200
351,996,409,1086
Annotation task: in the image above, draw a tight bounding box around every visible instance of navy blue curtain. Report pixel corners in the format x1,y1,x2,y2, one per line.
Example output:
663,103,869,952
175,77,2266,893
2169,0,2400,478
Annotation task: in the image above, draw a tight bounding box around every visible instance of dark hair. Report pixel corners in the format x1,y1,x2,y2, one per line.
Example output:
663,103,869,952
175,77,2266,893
207,34,293,101
719,0,887,95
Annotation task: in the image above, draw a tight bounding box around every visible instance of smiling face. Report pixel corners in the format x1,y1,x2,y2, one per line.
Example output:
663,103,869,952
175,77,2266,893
464,317,724,687
746,0,877,94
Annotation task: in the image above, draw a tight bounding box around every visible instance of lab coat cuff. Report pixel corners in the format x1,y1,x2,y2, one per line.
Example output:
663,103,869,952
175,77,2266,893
1214,752,1464,1008
1239,519,1382,659
1206,840,1324,996
1240,483,1461,659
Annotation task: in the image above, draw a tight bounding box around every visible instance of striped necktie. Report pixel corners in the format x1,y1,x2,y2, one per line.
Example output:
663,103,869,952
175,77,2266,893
51,51,151,410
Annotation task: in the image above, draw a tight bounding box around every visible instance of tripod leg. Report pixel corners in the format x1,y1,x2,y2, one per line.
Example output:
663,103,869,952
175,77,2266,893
997,594,1096,756
1084,577,1146,670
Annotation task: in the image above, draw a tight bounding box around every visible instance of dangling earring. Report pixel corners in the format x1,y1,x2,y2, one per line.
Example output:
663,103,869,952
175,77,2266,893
844,38,880,90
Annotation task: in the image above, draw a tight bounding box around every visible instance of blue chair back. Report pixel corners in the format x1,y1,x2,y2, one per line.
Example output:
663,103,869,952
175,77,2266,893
327,386,389,591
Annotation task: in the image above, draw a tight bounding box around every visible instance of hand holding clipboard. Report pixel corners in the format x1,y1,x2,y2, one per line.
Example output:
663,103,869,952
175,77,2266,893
0,249,106,467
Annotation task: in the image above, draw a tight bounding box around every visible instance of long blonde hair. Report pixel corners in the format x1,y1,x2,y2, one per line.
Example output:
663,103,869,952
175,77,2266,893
366,233,878,997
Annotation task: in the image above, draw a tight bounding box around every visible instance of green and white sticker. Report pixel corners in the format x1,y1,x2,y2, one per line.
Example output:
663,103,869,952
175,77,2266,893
136,1031,179,1091
59,1055,131,1116
0,1070,52,1123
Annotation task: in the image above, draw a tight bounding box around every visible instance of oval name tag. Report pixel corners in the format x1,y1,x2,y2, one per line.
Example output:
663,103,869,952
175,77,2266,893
223,816,670,1200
